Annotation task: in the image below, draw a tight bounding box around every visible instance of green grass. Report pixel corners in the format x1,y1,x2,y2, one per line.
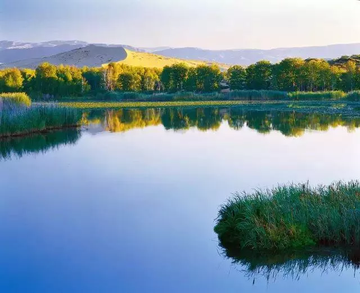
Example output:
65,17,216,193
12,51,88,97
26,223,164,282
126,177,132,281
214,181,360,251
1,92,32,107
289,91,346,100
0,105,82,138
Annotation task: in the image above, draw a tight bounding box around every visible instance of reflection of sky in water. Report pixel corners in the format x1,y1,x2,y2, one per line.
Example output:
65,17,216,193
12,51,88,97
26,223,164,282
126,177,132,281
1,123,360,292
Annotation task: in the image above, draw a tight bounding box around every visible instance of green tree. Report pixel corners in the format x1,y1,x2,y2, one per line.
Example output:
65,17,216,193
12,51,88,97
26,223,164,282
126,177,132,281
275,58,305,91
118,72,142,91
195,65,222,92
227,65,247,90
160,66,172,91
171,63,188,91
184,68,197,91
34,62,58,96
246,61,273,90
342,61,357,91
82,67,106,92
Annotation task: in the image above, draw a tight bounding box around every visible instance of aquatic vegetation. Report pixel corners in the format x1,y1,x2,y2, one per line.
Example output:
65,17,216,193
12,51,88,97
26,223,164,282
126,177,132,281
0,92,32,107
0,105,82,138
214,181,360,251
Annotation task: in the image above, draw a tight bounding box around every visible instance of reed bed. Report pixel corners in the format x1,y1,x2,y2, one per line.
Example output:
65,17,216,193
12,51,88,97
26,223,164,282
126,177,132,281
0,92,32,107
0,105,81,138
289,91,346,100
214,181,360,251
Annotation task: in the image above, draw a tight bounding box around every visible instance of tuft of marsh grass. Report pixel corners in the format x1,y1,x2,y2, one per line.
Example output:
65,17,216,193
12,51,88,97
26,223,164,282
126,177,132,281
214,181,360,251
0,92,32,107
0,105,82,138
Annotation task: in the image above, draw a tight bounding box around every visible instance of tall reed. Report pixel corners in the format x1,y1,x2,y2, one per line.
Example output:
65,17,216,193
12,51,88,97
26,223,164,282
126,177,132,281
215,181,360,251
0,92,32,107
0,105,81,137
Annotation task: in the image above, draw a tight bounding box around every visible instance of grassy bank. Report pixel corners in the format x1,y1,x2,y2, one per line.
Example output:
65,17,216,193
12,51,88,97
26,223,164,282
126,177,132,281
214,181,360,251
0,105,81,138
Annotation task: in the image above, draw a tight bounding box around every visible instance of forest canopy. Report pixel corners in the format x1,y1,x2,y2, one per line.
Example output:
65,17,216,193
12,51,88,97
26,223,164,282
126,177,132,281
1,56,360,99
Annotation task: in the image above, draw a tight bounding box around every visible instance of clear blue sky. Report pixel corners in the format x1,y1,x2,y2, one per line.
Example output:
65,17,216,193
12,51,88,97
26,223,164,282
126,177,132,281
1,0,359,49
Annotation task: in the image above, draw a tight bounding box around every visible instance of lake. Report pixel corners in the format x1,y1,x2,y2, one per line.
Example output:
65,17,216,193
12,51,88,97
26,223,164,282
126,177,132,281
1,107,360,292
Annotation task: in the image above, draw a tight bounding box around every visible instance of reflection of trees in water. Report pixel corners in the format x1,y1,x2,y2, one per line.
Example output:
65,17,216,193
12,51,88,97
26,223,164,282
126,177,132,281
105,109,162,132
82,107,360,136
222,245,360,282
0,129,81,160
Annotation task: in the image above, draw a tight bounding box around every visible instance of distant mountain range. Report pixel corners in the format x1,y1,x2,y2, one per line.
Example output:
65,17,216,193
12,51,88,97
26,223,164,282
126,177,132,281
1,40,360,68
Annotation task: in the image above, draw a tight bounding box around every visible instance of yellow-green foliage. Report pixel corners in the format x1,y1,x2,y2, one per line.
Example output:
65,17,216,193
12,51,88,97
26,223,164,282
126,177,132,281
1,92,31,107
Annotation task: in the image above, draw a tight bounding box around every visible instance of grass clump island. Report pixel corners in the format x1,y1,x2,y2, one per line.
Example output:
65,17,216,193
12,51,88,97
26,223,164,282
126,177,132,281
214,181,360,252
0,93,81,138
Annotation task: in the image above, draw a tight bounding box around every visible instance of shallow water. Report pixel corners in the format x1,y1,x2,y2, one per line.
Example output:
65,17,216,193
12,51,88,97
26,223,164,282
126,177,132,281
2,107,360,292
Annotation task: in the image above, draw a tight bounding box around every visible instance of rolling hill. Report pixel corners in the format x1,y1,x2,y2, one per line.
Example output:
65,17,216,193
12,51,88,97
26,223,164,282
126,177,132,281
0,45,229,70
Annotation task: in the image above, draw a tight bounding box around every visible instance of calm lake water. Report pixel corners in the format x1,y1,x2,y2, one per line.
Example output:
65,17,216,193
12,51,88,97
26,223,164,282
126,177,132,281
2,107,360,292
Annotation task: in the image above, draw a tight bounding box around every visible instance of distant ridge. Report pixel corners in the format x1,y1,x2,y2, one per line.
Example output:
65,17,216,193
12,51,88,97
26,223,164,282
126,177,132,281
1,40,360,67
153,43,360,65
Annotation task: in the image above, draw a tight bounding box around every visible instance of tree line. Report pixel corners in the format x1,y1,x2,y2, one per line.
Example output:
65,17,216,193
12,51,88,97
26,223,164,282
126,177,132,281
1,57,360,98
